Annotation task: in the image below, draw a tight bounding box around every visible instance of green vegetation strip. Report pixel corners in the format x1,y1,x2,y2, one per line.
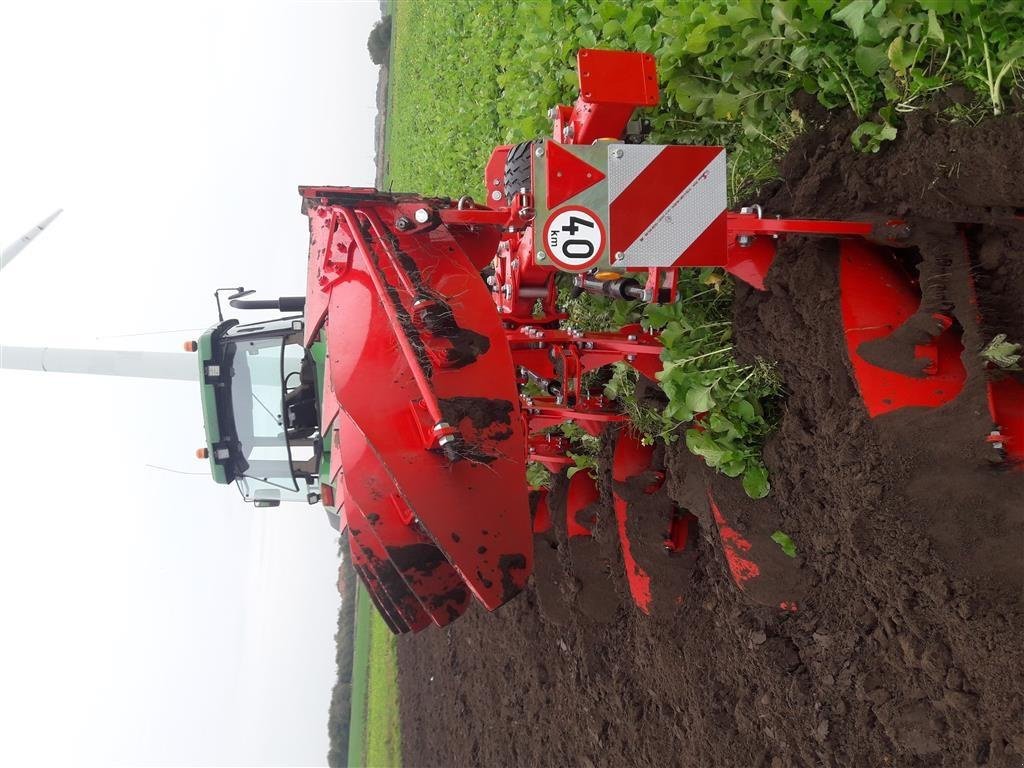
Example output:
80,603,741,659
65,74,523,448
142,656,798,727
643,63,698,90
346,583,401,768
346,584,372,768
364,607,402,767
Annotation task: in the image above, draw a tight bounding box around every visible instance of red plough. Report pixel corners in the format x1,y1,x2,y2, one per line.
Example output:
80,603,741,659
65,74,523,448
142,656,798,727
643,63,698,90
298,50,1020,632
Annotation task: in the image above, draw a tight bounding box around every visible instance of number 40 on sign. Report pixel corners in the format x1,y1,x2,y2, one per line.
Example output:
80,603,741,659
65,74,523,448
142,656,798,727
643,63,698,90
543,206,605,271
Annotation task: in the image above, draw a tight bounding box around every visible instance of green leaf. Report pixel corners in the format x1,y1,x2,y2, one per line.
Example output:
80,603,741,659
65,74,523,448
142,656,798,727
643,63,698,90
850,120,898,152
686,385,716,413
742,464,770,498
887,35,916,71
687,430,730,467
712,90,742,119
596,0,623,21
602,20,622,38
925,9,944,43
771,530,798,557
981,333,1022,370
854,44,888,76
790,44,812,70
660,320,685,349
806,0,833,19
735,398,756,422
832,0,873,38
917,0,954,13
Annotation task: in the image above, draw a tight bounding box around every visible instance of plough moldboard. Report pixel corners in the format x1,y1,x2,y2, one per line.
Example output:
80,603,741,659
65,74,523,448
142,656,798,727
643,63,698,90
296,50,1021,633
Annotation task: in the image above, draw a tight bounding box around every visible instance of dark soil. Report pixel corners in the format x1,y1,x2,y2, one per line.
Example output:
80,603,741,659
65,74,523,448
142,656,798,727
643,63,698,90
397,106,1024,767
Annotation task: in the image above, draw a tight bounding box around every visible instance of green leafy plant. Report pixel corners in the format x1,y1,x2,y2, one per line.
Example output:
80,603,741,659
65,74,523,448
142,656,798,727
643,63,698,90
771,530,798,558
526,461,553,489
596,270,781,498
981,333,1022,371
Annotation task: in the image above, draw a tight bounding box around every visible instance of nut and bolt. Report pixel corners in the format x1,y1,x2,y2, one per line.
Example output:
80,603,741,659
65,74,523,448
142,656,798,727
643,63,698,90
547,107,556,120
737,234,753,247
395,216,413,231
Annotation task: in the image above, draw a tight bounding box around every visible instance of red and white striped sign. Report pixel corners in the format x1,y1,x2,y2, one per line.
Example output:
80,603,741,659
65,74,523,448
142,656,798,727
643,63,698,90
607,145,727,268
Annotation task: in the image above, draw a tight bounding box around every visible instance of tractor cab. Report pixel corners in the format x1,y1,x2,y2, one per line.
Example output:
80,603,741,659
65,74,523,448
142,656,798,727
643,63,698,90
190,289,328,516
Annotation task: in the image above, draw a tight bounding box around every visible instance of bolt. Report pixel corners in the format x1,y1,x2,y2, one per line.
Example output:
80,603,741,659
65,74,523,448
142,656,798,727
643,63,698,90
627,354,636,362
547,107,556,120
612,147,624,159
510,259,519,272
562,125,575,140
627,334,638,341
535,147,545,158
502,284,512,298
536,251,546,262
613,251,624,263
395,216,412,231
486,275,497,287
737,234,753,247
414,208,431,224
990,430,1004,451
491,189,503,202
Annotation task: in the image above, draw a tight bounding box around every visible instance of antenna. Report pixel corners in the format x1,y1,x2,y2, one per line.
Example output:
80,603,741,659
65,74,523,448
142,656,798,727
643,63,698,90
1,209,63,273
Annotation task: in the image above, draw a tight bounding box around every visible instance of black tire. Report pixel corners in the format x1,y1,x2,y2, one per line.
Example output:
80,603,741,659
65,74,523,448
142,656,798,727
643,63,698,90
504,141,534,204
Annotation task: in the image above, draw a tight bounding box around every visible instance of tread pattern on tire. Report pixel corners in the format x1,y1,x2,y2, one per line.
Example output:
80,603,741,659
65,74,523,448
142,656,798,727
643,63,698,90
503,141,534,205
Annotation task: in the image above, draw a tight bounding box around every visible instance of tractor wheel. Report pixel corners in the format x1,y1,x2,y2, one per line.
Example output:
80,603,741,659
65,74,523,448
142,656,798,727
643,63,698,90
504,141,533,204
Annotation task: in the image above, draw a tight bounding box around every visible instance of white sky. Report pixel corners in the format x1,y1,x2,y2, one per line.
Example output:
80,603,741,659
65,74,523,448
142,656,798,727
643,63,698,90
0,1,381,765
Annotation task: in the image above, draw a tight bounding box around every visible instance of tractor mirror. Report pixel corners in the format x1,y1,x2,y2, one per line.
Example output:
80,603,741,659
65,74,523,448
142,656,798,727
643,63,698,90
252,489,281,508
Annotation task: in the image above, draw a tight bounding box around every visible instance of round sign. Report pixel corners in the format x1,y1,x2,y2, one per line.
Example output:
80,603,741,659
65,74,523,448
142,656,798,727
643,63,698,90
542,205,606,271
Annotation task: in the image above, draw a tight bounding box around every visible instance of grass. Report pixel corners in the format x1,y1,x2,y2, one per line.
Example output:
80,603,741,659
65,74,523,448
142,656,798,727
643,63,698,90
346,584,372,768
347,583,402,768
364,609,402,767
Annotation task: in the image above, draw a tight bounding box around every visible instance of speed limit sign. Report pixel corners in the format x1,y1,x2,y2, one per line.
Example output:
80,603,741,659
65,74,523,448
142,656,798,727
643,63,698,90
542,205,606,271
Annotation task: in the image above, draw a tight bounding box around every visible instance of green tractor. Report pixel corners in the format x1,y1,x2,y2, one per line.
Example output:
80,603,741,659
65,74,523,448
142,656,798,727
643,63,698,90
190,289,341,530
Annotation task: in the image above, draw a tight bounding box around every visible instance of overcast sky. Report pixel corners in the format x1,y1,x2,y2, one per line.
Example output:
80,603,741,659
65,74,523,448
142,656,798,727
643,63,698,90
0,1,381,765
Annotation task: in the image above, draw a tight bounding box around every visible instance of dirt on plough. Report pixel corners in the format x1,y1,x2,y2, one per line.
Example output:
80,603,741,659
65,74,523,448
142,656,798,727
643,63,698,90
397,104,1024,768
